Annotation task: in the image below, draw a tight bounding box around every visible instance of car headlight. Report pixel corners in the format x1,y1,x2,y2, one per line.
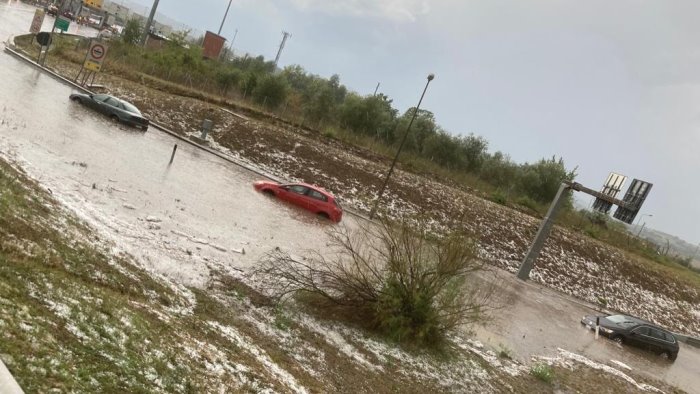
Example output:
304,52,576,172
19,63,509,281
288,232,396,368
600,327,613,334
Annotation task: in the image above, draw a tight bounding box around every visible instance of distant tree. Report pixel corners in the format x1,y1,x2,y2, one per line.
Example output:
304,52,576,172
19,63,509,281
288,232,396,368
240,72,258,98
282,65,311,92
216,69,243,96
516,156,577,204
396,108,437,152
168,29,191,47
122,18,143,45
253,74,289,108
456,133,489,172
422,131,460,169
302,74,348,125
339,93,397,139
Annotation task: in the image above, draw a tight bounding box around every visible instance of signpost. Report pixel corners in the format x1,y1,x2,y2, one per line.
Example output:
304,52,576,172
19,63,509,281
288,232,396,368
35,32,52,65
30,9,45,34
84,41,107,72
516,175,653,281
75,40,108,86
55,16,70,32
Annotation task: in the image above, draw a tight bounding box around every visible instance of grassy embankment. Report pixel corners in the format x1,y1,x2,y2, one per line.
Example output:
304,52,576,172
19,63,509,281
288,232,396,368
0,158,262,391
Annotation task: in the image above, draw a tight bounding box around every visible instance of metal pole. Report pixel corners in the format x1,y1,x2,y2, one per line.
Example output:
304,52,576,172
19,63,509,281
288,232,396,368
369,74,435,220
636,222,647,238
169,144,177,164
516,182,571,280
140,0,160,46
218,0,233,36
373,82,380,96
273,31,291,67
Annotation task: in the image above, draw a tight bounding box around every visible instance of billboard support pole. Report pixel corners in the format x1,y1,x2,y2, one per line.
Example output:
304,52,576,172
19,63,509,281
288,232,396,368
517,182,571,281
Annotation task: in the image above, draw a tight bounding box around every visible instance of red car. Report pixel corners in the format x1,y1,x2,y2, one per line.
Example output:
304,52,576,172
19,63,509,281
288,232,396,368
254,181,343,222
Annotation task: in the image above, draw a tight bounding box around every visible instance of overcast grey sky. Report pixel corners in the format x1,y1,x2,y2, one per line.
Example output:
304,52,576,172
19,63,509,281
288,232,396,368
128,0,700,244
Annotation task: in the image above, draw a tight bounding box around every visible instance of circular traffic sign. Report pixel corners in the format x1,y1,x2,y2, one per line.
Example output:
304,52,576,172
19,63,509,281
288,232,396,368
91,44,105,60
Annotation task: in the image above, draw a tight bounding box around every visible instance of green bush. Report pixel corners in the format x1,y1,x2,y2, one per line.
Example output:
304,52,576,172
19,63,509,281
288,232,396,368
375,277,441,344
252,219,493,347
530,362,554,383
515,195,540,212
491,190,508,205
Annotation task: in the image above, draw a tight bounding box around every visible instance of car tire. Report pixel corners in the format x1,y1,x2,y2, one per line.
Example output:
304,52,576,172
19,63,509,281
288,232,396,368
660,351,675,361
612,336,624,345
110,115,120,124
262,190,275,197
317,212,330,220
71,96,81,103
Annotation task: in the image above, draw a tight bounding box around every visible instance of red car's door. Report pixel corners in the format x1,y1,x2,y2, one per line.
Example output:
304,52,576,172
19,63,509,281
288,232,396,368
306,188,329,213
280,185,311,210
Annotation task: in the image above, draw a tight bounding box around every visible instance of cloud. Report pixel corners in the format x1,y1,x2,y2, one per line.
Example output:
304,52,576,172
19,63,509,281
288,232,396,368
287,0,430,21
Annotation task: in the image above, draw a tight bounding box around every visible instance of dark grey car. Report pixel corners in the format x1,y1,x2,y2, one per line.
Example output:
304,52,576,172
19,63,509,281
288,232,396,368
581,314,679,361
69,93,149,130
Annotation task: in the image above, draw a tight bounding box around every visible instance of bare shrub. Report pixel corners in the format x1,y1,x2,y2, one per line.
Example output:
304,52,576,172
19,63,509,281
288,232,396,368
250,218,495,345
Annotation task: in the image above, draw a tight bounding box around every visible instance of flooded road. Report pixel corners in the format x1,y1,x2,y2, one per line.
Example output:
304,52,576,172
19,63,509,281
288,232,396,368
472,270,700,392
2,2,699,392
0,1,359,287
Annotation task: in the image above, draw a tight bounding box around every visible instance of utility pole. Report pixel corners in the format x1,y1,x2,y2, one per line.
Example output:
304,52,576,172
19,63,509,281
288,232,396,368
373,82,380,96
273,31,291,68
228,28,238,57
218,0,233,35
140,0,160,46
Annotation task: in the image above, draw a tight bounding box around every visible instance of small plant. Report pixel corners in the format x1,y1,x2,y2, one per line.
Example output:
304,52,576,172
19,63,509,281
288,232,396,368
490,190,508,205
323,129,336,139
596,296,608,307
515,195,539,212
530,362,554,383
273,307,292,331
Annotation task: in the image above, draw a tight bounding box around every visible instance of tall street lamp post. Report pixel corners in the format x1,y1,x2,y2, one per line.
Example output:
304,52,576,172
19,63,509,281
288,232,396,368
635,213,652,237
140,0,160,46
369,73,435,220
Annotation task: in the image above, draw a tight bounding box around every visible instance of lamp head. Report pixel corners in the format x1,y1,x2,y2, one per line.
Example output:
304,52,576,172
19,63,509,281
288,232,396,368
427,73,435,81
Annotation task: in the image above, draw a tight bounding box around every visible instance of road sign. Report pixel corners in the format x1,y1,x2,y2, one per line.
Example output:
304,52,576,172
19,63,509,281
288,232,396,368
56,16,70,32
36,32,52,46
83,40,108,72
592,172,627,214
30,9,45,34
613,179,653,224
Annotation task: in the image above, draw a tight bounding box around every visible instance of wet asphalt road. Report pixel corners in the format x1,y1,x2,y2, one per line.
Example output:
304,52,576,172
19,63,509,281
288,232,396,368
1,2,699,392
472,270,700,392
